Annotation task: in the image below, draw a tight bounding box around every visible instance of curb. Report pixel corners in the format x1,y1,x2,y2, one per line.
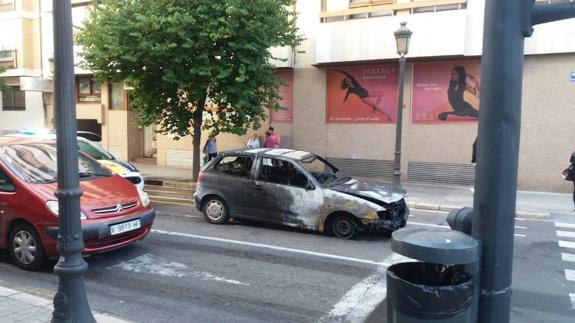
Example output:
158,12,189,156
0,286,130,323
144,178,195,189
407,201,550,219
142,178,551,219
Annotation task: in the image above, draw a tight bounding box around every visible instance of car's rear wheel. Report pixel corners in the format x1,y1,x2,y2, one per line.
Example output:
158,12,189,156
9,224,45,270
331,214,358,239
203,197,229,224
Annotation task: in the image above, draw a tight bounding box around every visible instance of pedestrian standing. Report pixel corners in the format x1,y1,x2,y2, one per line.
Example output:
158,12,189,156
246,133,261,149
470,137,478,193
264,127,281,148
471,137,478,165
203,135,218,162
563,152,575,210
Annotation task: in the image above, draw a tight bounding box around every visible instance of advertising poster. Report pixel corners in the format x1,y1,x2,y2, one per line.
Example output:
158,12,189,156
412,60,481,124
326,64,399,123
271,69,294,123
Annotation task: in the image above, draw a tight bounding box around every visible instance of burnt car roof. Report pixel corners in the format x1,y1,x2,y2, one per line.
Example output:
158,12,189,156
220,148,315,160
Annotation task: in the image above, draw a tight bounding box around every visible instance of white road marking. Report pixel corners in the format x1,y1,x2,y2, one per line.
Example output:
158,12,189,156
108,253,249,286
412,209,449,214
319,253,409,323
157,212,199,219
151,200,194,207
561,253,575,263
555,222,575,229
409,222,526,237
557,231,575,239
144,189,180,194
565,269,575,282
559,240,575,249
570,293,575,310
515,226,527,230
152,229,384,266
148,195,194,202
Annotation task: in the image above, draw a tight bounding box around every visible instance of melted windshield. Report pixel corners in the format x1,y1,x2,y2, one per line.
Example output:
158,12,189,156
0,143,111,184
299,156,341,186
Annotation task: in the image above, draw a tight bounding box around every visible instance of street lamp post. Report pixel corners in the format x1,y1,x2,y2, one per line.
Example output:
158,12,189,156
473,1,575,322
392,22,412,190
51,0,95,322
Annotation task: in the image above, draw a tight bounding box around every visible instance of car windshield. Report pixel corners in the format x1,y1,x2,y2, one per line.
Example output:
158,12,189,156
0,142,111,184
78,140,114,160
299,155,343,186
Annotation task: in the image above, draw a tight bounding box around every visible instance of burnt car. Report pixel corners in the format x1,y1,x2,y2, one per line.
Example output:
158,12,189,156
193,148,408,239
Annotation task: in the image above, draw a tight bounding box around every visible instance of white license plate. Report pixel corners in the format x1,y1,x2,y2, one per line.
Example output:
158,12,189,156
110,219,141,236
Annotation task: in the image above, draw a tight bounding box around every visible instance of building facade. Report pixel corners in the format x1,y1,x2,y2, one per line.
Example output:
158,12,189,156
0,0,49,130
2,0,574,192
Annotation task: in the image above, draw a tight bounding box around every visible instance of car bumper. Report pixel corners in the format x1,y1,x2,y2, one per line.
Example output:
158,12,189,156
193,193,202,211
44,208,156,255
367,205,409,231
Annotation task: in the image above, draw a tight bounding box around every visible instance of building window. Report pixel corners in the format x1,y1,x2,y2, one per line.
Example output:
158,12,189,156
109,82,125,110
77,76,101,102
0,50,16,69
1,86,26,111
0,0,14,12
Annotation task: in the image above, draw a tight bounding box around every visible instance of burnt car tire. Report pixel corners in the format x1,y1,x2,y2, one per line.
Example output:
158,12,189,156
331,214,358,240
9,224,46,271
203,196,229,224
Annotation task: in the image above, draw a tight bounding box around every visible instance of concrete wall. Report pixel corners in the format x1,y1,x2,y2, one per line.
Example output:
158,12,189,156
274,54,575,193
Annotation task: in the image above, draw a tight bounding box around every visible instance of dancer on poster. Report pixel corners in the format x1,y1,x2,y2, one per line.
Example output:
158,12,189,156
438,66,480,121
336,70,392,121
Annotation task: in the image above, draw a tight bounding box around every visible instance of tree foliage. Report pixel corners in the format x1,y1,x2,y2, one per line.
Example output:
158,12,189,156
77,0,300,179
0,66,6,91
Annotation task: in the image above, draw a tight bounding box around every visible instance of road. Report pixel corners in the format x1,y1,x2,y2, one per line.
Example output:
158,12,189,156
0,185,573,322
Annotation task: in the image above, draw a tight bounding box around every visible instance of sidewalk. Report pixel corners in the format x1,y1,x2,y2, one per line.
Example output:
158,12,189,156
0,285,128,323
135,163,574,218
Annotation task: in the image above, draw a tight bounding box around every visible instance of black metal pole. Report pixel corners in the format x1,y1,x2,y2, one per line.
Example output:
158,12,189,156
392,56,406,189
51,0,95,322
473,2,575,322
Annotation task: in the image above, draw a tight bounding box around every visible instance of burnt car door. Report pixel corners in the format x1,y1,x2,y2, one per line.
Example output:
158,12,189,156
246,156,323,229
208,155,255,217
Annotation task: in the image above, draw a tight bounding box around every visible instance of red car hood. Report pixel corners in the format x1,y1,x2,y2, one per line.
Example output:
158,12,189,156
30,175,140,218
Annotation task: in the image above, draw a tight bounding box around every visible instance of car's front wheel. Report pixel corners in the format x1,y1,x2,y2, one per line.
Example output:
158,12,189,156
203,196,229,224
331,214,358,239
9,224,46,270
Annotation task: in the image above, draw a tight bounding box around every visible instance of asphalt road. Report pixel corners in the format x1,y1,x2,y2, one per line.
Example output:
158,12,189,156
0,190,573,322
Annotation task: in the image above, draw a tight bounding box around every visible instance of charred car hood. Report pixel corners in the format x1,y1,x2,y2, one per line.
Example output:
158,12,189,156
328,178,405,204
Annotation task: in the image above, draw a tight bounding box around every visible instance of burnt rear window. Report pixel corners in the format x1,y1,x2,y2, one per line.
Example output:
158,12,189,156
213,155,254,178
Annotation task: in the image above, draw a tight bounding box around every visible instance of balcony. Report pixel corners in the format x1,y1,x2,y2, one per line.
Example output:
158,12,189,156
316,1,470,64
321,0,467,23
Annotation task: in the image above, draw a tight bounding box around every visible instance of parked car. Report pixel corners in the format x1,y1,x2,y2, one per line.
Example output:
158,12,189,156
7,130,145,191
193,148,408,239
0,137,155,270
76,137,145,191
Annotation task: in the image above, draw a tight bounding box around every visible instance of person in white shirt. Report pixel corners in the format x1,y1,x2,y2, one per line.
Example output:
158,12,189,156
246,133,260,149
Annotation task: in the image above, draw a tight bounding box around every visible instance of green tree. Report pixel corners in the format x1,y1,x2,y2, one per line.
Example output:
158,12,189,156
77,0,300,180
0,66,6,91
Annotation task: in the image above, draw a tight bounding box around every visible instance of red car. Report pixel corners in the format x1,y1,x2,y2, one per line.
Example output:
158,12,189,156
0,137,155,270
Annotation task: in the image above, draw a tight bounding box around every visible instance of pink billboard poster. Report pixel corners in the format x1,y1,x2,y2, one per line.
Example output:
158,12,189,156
271,69,294,123
326,64,399,123
411,60,481,124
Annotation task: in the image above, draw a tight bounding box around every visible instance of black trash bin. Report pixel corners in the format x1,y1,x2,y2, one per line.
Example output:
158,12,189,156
387,228,480,323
